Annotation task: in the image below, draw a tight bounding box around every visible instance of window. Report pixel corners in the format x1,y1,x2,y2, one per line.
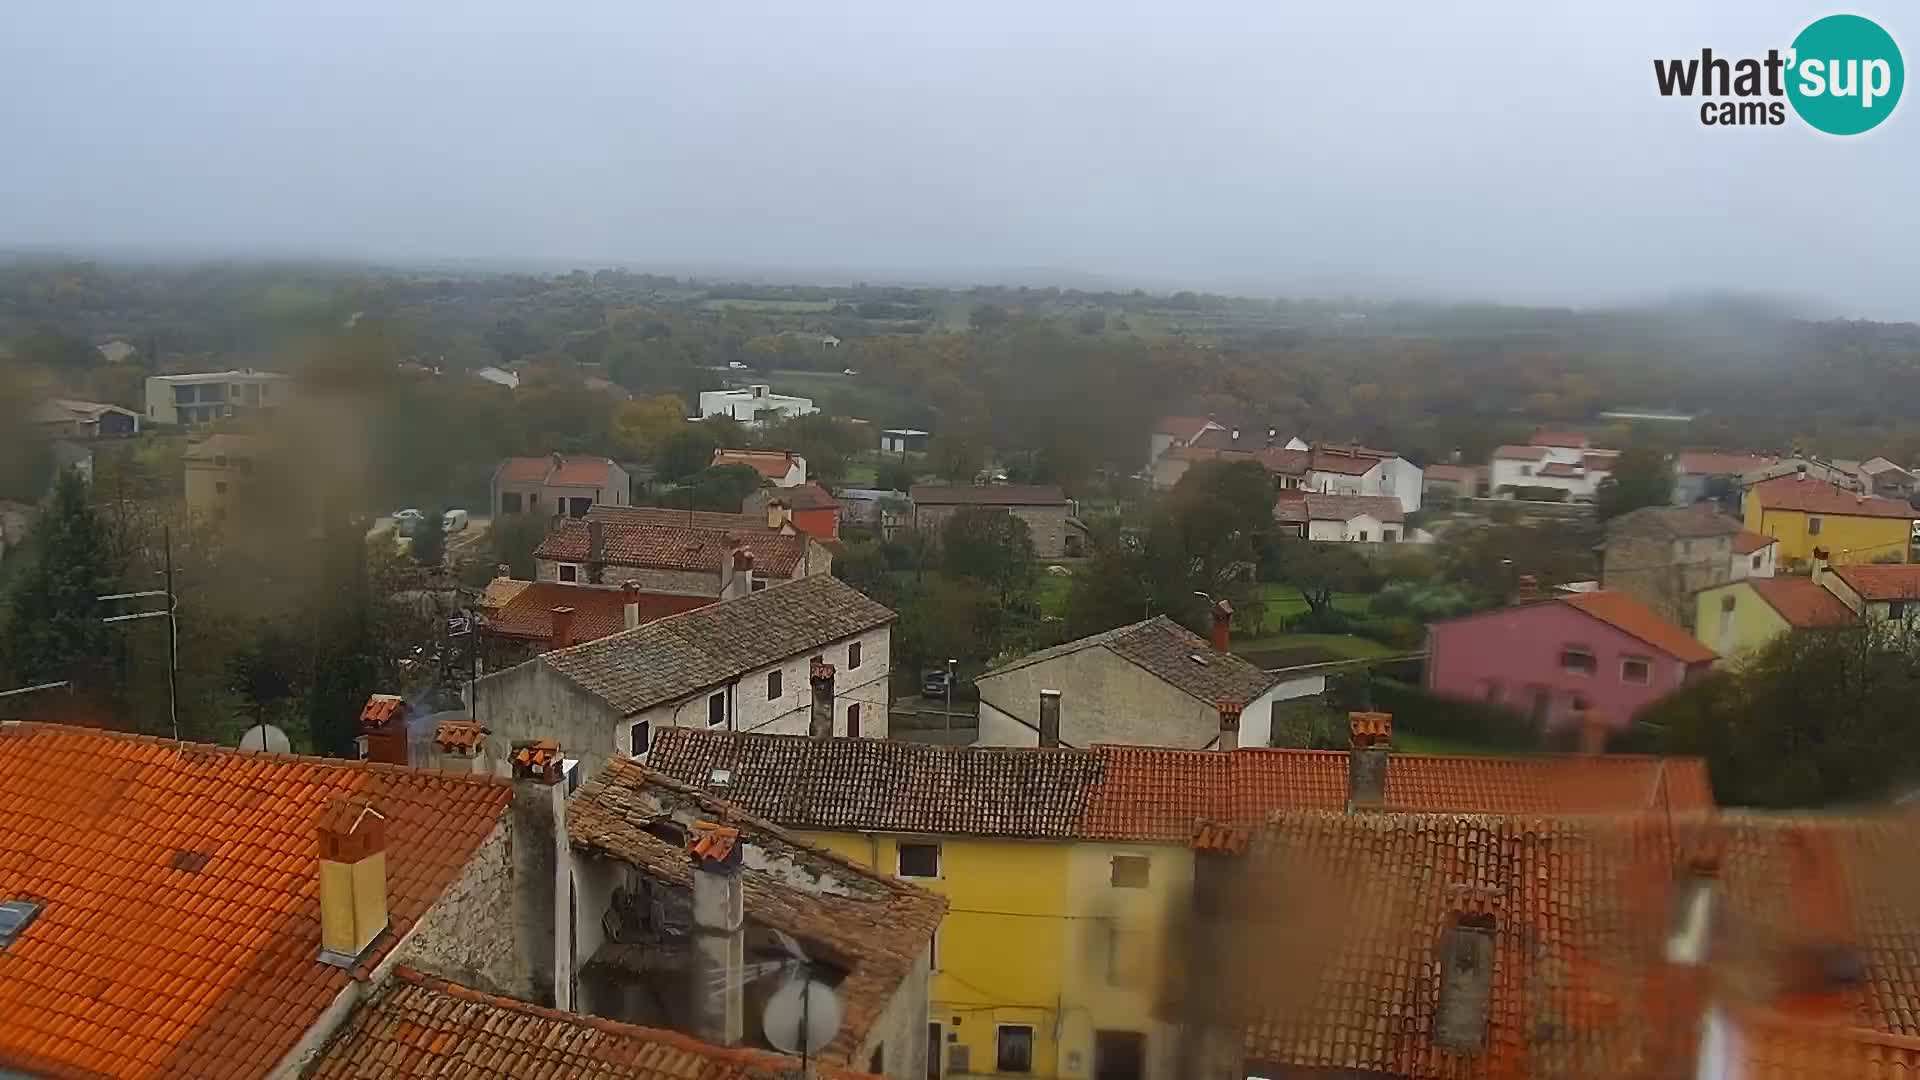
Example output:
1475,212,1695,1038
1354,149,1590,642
529,492,539,506
849,641,863,669
629,721,649,756
767,670,782,700
567,496,592,517
1110,855,1150,888
1384,528,1399,542
1356,530,1370,542
558,564,578,583
1891,601,1909,620
868,1047,883,1074
707,692,726,727
1751,553,1763,570
750,575,768,592
214,481,227,496
1520,464,1533,476
501,492,523,514
1621,656,1652,684
847,703,861,737
898,843,940,878
1559,647,1597,675
996,1026,1035,1073
1808,516,1823,536
1094,1031,1146,1080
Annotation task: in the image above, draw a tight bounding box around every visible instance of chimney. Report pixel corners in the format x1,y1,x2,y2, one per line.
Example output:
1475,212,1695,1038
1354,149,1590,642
316,796,389,967
810,659,836,738
1347,711,1391,810
723,546,755,601
1038,689,1061,748
1209,598,1234,651
766,500,790,531
432,719,489,774
509,739,573,1009
1811,547,1831,587
687,822,746,1047
1434,911,1496,1052
548,606,576,651
586,519,605,584
1515,575,1538,604
358,693,409,766
1576,709,1607,755
622,580,642,630
1216,699,1242,753
549,450,564,471
495,562,511,579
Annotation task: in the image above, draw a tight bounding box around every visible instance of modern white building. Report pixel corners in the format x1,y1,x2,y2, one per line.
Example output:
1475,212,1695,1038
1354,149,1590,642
1304,446,1423,515
1489,431,1618,500
144,370,294,427
1273,492,1425,543
697,383,816,427
879,428,929,454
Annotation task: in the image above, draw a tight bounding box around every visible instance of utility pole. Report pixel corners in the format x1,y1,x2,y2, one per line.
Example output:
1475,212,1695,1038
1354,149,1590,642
100,525,179,741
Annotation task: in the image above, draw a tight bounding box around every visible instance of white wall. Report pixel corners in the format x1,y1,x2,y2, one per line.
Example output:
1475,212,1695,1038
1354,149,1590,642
629,624,892,750
1379,457,1423,514
1491,456,1607,498
1237,676,1327,748
697,388,817,428
1728,544,1777,580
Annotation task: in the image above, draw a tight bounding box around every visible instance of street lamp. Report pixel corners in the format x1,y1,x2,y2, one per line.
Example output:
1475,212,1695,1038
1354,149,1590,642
945,658,956,741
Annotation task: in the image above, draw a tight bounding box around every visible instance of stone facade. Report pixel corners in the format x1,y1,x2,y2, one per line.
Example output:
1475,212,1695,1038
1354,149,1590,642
1601,533,1735,629
914,503,1075,559
394,820,523,997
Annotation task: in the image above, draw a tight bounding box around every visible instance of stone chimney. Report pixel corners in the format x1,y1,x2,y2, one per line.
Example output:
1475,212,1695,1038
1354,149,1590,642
1216,699,1242,753
810,659,836,738
316,796,389,967
1515,574,1538,604
509,739,572,1009
1434,911,1496,1052
1347,711,1392,810
1209,598,1234,651
622,581,642,631
432,719,489,774
722,546,755,601
586,519,606,584
688,822,746,1047
548,606,576,651
1038,688,1061,748
358,693,408,766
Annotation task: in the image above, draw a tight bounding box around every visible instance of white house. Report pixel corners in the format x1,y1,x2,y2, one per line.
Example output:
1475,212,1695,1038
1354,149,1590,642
698,383,817,427
1273,492,1423,543
472,365,521,390
1147,415,1226,468
1490,431,1617,500
972,612,1323,750
711,447,808,487
1304,445,1423,514
144,369,294,427
471,574,894,780
879,428,930,454
1729,531,1778,580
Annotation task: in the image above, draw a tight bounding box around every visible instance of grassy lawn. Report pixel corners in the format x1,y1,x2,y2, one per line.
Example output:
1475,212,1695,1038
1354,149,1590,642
1035,573,1072,618
1393,731,1514,756
1251,582,1371,618
1232,632,1395,661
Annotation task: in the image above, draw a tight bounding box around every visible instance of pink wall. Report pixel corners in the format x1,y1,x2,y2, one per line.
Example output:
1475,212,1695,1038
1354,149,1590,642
1426,602,1705,731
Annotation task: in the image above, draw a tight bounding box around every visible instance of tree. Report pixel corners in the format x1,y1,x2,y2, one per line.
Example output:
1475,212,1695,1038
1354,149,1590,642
1074,309,1107,335
491,512,549,579
655,426,721,483
307,510,378,758
412,507,447,568
665,464,763,513
969,303,1010,331
765,413,864,487
928,432,985,484
876,459,916,494
485,316,536,364
1266,539,1376,619
1595,447,1672,520
942,508,1038,611
610,394,688,460
1,470,118,693
1063,531,1153,637
229,623,305,731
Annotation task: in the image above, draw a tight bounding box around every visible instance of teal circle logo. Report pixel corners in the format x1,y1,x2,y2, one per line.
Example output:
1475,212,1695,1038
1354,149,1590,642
1787,14,1903,134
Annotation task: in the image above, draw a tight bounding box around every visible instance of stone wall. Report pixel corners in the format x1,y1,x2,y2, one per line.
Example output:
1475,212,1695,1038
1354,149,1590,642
396,818,524,997
855,944,932,1080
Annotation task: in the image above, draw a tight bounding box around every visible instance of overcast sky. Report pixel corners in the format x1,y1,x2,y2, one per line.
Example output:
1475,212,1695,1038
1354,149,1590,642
1,2,1912,317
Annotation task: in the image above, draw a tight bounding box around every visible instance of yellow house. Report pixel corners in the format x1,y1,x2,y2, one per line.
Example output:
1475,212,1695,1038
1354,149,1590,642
1693,576,1855,659
645,724,1712,1080
1742,473,1912,567
183,433,261,522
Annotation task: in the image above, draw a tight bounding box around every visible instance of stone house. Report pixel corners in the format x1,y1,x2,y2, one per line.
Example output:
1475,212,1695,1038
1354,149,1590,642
182,433,262,522
974,610,1324,750
1598,504,1759,627
492,453,630,518
532,514,831,593
909,484,1083,558
1272,491,1418,543
471,574,896,778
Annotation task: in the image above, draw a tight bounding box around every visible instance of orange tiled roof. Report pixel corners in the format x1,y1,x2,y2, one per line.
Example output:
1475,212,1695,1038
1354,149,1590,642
359,693,402,726
1492,444,1551,461
0,723,511,1080
1740,1009,1920,1077
1742,577,1856,628
485,581,641,644
497,455,616,488
1424,463,1479,484
308,967,879,1079
432,720,486,754
1735,529,1780,554
712,447,799,480
1832,564,1920,602
1562,589,1718,664
477,575,530,612
535,518,811,577
1305,448,1381,476
1750,474,1916,519
588,504,786,532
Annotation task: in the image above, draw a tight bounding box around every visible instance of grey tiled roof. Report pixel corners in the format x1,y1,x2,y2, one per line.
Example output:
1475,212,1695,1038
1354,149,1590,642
541,575,894,716
647,728,1107,839
1605,503,1744,541
979,616,1279,706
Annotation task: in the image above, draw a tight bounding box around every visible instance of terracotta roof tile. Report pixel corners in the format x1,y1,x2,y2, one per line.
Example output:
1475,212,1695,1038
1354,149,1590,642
1735,530,1780,554
1423,463,1478,484
567,760,946,1063
908,484,1067,506
0,724,511,1080
1561,589,1718,664
1608,503,1746,541
535,518,811,577
309,967,879,1079
1492,444,1551,461
1750,474,1916,519
711,447,800,480
1742,577,1857,628
767,481,840,511
1272,493,1405,525
548,457,614,487
1305,449,1381,476
1832,564,1920,602
477,576,530,612
484,581,709,644
537,576,893,717
588,505,784,532
1153,415,1219,439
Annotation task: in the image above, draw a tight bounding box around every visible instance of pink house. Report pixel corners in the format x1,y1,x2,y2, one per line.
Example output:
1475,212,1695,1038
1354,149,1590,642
1425,591,1715,732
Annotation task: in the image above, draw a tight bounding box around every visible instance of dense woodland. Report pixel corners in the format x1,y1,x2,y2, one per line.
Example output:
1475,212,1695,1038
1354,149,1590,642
5,258,1920,803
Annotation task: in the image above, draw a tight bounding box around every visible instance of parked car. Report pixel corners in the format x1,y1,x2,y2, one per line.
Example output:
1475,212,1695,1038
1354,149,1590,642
442,508,470,533
922,669,953,698
727,360,749,370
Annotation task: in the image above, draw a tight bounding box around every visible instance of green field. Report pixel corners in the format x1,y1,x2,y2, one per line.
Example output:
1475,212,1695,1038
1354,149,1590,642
700,298,838,313
1251,582,1372,619
1393,731,1512,755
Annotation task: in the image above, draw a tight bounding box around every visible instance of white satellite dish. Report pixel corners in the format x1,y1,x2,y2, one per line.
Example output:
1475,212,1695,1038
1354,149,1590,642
762,972,843,1057
236,723,291,754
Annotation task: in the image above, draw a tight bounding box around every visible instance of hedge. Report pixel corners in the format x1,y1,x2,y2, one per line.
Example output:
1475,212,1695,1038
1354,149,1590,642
1368,677,1538,749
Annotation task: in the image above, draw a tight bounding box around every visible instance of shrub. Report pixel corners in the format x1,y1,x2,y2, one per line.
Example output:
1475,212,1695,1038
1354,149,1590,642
1371,677,1537,749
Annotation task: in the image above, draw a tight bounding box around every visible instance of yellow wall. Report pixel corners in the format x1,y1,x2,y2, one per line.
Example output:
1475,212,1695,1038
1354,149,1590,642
801,829,1190,1080
1744,493,1911,567
1694,581,1792,660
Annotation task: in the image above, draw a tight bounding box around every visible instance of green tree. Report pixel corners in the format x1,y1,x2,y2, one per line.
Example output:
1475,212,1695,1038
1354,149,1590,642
229,623,306,731
491,512,550,580
1074,309,1106,335
1,470,118,692
1266,539,1376,619
665,464,763,513
307,511,378,758
876,459,916,493
610,394,688,460
1063,532,1153,637
412,507,447,568
1594,447,1672,520
655,426,721,482
928,432,985,483
765,413,864,486
942,508,1038,611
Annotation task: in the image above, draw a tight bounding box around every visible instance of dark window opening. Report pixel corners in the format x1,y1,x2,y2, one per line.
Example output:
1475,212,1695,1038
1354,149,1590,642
629,721,649,756
898,843,940,878
558,564,578,583
1094,1030,1146,1080
1559,648,1597,675
996,1026,1034,1073
848,702,861,737
767,670,782,700
850,641,863,669
707,692,726,727
1110,855,1150,888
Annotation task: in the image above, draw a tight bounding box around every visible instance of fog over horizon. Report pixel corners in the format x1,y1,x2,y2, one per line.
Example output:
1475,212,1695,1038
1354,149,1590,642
2,1,1913,319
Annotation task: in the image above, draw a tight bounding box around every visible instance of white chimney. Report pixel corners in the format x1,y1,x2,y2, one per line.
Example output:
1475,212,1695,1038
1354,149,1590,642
688,824,746,1047
622,581,641,630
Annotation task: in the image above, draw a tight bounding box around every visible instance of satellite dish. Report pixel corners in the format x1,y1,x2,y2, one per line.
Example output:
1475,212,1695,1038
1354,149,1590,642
236,724,291,754
762,972,842,1057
